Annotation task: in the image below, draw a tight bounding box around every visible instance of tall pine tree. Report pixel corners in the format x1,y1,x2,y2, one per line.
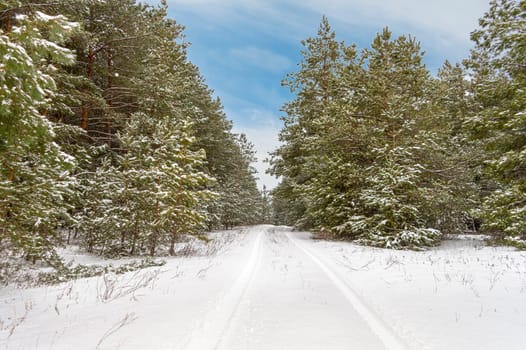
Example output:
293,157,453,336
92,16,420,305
466,0,526,247
0,7,78,262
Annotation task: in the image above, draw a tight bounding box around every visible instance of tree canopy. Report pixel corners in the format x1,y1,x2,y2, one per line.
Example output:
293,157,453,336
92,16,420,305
1,0,265,264
271,1,525,250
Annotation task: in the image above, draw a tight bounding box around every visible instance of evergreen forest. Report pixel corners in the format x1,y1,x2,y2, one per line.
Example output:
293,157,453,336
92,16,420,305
0,0,525,275
0,0,270,266
270,0,525,250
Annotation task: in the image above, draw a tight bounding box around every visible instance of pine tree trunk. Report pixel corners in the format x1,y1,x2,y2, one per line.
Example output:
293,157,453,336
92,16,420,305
0,207,7,243
7,155,16,182
5,11,11,33
80,108,89,130
169,232,177,256
1,158,16,239
130,220,138,255
322,56,329,104
87,230,94,253
80,47,95,130
150,167,162,256
106,46,113,139
121,174,128,249
149,232,157,256
7,167,14,182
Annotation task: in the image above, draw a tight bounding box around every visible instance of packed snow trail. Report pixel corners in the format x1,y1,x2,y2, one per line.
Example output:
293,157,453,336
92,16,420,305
0,225,401,350
285,231,407,350
180,229,264,350
182,226,391,350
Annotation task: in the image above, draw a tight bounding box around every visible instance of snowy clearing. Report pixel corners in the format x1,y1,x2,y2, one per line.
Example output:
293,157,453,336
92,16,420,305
1,225,525,349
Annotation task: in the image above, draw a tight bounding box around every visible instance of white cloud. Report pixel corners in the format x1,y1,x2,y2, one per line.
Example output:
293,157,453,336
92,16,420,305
301,0,489,45
229,46,292,73
166,0,489,46
165,0,276,24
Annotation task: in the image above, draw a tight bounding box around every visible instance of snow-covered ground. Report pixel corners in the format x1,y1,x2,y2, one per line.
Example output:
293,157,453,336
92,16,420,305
1,225,525,349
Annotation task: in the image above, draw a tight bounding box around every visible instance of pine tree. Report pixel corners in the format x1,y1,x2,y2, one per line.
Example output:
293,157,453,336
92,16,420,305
72,3,219,255
213,134,262,228
466,0,526,247
272,20,476,249
346,29,442,248
0,7,78,262
432,61,481,233
270,16,345,229
118,114,216,256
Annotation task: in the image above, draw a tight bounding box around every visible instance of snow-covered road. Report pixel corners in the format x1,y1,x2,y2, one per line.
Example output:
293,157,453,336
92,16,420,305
182,226,401,350
2,225,526,349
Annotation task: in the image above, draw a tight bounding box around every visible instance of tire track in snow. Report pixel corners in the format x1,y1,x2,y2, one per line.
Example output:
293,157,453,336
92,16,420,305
181,228,264,350
286,232,408,350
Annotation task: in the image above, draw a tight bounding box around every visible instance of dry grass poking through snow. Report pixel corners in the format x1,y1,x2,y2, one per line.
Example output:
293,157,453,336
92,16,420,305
311,236,526,349
0,228,245,348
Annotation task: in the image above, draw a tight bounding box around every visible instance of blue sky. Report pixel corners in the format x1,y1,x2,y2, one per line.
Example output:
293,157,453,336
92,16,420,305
160,0,490,190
